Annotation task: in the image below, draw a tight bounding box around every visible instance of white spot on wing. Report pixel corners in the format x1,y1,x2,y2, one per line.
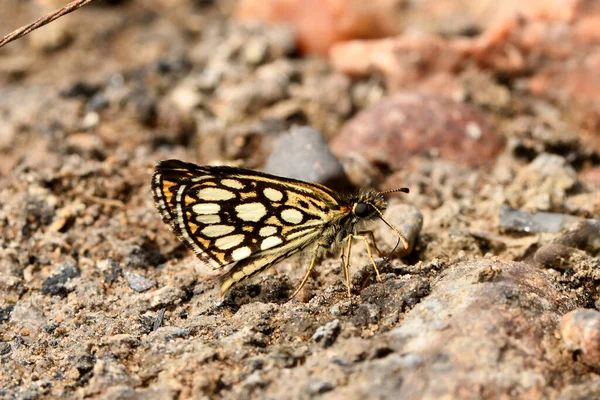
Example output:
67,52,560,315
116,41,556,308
232,246,252,261
235,202,267,222
197,187,235,201
263,187,283,201
201,224,235,237
221,179,244,189
259,226,277,237
261,236,282,250
215,234,245,250
281,208,303,224
196,214,220,224
192,203,220,214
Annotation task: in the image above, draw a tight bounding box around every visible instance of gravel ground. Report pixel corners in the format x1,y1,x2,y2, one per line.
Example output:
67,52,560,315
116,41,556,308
1,1,600,399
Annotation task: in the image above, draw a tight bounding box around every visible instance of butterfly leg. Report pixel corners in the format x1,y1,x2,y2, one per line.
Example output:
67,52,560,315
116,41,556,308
290,242,326,300
353,234,383,282
342,236,354,297
358,230,382,257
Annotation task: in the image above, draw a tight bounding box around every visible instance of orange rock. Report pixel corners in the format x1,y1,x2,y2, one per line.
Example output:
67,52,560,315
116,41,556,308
235,0,402,55
574,15,600,43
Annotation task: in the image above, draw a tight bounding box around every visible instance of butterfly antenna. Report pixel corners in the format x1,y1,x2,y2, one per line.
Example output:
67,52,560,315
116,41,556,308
386,238,401,259
367,203,409,250
379,187,410,195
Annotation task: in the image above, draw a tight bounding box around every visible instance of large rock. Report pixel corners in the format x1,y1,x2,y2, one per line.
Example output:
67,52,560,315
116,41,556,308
331,93,504,169
335,260,576,399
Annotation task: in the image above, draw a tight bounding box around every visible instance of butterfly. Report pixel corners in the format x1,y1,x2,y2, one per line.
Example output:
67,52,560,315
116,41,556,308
151,159,409,298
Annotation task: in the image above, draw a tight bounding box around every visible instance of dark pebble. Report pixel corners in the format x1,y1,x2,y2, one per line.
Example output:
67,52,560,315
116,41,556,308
41,263,80,297
60,82,99,98
44,323,60,334
103,258,123,283
0,304,15,323
306,379,335,396
0,342,11,356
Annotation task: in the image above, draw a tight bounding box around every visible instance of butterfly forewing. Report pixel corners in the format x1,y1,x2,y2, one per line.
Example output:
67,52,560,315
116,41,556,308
152,160,343,284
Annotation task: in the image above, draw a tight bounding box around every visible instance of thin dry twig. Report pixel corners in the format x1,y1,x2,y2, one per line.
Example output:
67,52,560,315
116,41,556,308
0,0,99,49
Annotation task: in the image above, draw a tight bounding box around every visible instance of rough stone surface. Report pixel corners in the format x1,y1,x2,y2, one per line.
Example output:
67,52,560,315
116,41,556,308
331,93,505,169
561,308,600,368
505,153,578,212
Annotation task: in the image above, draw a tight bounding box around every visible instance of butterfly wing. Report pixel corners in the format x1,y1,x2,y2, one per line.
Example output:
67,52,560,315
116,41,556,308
152,160,344,291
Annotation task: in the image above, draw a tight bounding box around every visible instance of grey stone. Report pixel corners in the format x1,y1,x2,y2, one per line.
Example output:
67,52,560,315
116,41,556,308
263,127,351,191
312,319,341,348
498,206,600,233
124,271,155,293
377,203,423,257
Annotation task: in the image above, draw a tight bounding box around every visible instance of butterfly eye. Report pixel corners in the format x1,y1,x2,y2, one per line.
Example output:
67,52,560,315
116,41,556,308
353,202,372,218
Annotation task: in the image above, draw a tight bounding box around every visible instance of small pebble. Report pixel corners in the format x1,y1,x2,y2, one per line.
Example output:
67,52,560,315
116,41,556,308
148,286,186,308
533,243,582,271
329,301,352,316
475,265,503,283
81,112,100,129
263,126,351,191
561,309,600,368
153,308,167,331
124,271,155,293
0,304,15,323
377,203,423,257
312,319,341,348
498,206,595,233
148,326,190,342
556,221,600,252
305,379,335,396
243,37,269,65
332,93,504,169
0,342,11,356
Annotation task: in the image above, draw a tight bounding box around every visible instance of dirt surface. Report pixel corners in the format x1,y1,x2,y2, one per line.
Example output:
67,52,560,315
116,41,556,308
1,1,600,399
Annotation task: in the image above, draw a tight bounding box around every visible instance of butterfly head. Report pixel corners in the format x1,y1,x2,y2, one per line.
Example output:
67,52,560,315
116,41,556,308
351,187,410,250
352,188,387,221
